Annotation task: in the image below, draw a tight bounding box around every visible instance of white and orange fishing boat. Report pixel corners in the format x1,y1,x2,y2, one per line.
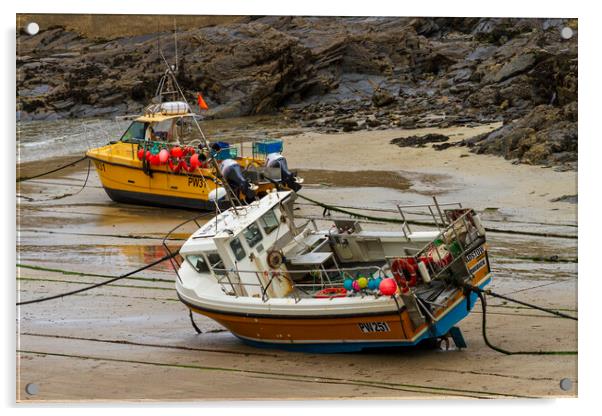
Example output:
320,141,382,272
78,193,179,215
170,190,492,353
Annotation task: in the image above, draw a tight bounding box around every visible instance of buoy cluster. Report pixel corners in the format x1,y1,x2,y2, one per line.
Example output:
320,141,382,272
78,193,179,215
343,274,398,296
137,144,205,173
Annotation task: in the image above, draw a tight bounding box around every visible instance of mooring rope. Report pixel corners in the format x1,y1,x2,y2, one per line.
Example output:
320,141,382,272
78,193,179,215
17,250,179,306
16,156,88,182
295,193,577,239
462,283,577,355
17,158,92,202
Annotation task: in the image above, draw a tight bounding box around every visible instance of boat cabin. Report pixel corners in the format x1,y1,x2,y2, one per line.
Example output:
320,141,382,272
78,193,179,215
178,190,487,301
120,102,201,145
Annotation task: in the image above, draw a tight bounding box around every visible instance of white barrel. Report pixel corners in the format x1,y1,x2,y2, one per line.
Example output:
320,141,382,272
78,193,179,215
418,260,431,284
473,214,486,236
160,101,190,115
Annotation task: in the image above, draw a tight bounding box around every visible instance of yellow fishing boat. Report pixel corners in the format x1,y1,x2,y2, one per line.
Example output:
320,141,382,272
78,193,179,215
86,68,302,210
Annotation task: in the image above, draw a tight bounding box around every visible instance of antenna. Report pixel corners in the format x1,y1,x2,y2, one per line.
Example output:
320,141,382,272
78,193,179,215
173,16,178,72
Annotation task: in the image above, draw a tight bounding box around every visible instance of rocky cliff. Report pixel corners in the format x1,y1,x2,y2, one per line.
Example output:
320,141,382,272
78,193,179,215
16,16,577,169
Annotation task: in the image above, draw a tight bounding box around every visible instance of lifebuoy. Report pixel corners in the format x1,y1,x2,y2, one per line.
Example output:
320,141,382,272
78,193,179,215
266,250,284,269
391,258,418,287
313,287,347,298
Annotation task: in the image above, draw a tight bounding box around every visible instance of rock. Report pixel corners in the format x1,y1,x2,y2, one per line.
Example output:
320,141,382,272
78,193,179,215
390,133,450,148
471,104,577,169
371,89,396,107
16,17,578,170
483,53,538,84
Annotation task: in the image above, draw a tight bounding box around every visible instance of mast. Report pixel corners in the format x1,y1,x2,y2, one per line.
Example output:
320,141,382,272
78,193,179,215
158,51,242,213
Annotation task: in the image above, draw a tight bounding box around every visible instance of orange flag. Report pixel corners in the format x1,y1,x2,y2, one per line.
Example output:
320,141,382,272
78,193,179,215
197,93,209,111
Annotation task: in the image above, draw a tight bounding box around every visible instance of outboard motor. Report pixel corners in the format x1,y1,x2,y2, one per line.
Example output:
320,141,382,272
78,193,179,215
221,159,256,203
265,153,302,192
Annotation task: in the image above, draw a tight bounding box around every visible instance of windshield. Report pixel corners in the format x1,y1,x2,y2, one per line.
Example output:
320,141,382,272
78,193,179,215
121,121,147,142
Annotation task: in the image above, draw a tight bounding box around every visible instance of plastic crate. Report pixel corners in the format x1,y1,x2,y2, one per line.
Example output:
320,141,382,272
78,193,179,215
213,147,238,160
254,139,283,155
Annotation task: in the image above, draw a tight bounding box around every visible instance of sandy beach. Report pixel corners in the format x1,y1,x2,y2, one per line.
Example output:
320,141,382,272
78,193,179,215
16,123,577,401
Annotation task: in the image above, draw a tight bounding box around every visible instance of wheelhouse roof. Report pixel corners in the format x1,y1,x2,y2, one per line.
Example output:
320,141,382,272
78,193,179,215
134,112,195,123
179,191,293,255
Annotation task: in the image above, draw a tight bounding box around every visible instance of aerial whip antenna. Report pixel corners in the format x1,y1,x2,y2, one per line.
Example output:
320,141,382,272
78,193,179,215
173,16,178,72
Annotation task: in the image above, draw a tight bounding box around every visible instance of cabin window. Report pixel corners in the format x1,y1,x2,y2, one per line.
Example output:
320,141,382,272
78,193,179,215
121,122,146,142
185,255,209,273
230,237,246,261
259,210,279,235
243,223,263,248
149,119,178,142
207,252,226,275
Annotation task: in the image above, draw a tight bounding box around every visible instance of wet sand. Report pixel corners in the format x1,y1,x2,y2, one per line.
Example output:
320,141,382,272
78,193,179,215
16,123,577,401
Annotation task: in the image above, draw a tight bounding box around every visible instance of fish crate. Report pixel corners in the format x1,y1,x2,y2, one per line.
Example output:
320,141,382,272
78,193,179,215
213,147,238,160
253,139,283,158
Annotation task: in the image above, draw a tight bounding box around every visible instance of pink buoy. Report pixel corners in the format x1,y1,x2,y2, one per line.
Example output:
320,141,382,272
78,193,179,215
379,278,398,296
158,149,169,164
352,280,361,292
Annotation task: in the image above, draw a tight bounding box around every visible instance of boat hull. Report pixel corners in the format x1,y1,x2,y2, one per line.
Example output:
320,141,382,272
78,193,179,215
86,144,274,211
183,275,491,353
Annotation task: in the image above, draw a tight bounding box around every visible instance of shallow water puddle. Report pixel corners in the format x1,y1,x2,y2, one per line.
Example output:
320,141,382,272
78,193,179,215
298,169,411,190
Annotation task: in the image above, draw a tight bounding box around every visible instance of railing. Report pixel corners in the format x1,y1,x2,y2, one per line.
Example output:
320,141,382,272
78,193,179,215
211,265,386,303
407,208,485,283
396,197,463,239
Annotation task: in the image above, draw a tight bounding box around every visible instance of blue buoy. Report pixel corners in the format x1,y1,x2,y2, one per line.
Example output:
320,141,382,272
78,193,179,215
343,278,354,291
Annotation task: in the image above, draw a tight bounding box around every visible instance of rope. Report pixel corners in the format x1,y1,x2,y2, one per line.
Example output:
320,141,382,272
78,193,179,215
463,284,577,355
189,310,202,334
466,284,577,321
297,193,406,224
17,158,92,202
17,156,87,182
295,195,577,239
17,250,179,306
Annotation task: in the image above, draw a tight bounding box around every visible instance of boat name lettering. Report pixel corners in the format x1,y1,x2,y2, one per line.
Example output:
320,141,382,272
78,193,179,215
469,258,487,275
465,246,485,262
358,322,391,333
187,176,205,188
94,161,106,172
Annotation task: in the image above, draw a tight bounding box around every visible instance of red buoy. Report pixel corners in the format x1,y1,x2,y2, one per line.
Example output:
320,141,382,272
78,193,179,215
170,146,183,158
189,153,200,170
379,278,398,296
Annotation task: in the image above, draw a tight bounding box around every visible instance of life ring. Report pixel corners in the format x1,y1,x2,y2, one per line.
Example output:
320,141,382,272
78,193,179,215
391,258,418,287
266,249,284,269
313,287,347,298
